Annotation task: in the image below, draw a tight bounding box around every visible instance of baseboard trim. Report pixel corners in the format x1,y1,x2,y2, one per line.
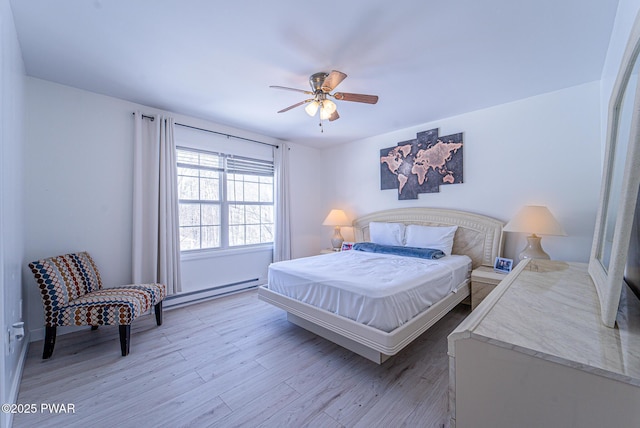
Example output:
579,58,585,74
4,332,30,428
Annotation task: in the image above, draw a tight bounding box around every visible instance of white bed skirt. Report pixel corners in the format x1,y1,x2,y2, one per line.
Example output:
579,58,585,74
258,282,469,363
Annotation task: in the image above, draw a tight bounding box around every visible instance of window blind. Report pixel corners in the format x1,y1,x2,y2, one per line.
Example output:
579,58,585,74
226,155,274,176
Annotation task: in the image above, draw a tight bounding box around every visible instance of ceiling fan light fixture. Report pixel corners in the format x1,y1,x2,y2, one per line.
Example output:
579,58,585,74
305,100,319,117
323,99,337,114
271,70,378,127
319,100,337,120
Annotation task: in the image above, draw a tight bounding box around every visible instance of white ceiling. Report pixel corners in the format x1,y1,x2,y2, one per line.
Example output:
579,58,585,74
11,0,618,147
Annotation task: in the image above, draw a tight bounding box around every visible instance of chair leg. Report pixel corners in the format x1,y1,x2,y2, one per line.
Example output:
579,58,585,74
91,326,99,331
154,301,163,326
43,326,57,359
119,325,130,356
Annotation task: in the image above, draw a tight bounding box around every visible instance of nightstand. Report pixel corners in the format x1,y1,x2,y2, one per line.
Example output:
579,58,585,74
471,266,507,310
320,249,340,255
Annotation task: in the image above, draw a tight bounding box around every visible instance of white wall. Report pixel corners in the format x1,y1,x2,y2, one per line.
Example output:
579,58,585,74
321,82,602,263
23,77,324,340
23,78,138,341
1,0,26,424
289,143,326,256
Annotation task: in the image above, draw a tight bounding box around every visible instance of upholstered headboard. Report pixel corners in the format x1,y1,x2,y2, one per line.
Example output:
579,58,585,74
352,208,504,269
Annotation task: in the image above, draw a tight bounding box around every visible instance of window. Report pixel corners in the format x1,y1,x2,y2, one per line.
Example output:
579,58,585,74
177,147,274,251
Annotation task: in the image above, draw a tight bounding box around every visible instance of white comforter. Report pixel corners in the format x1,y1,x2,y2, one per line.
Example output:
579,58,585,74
267,250,471,332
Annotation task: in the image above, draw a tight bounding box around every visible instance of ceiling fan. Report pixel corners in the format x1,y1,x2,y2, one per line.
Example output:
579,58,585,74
270,70,379,124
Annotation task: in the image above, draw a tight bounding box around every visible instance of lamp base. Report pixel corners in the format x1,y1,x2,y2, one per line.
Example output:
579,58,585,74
517,234,550,260
330,227,344,250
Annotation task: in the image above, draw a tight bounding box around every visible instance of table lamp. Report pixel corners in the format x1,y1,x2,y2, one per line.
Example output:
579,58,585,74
322,209,350,250
503,205,567,260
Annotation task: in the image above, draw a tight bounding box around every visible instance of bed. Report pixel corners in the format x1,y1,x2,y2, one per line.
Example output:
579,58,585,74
258,207,504,363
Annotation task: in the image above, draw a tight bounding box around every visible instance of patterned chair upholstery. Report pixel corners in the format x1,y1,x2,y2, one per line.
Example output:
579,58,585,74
28,252,167,358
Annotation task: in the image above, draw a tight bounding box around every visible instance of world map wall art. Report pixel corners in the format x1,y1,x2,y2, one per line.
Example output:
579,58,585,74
380,128,463,200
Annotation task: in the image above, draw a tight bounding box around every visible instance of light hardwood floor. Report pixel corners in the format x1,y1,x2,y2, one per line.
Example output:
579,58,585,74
14,290,469,428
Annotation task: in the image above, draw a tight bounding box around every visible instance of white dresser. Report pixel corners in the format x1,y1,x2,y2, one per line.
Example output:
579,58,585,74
448,259,640,428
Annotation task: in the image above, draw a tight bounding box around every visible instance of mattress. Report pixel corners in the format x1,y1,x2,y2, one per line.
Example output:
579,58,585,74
267,250,472,332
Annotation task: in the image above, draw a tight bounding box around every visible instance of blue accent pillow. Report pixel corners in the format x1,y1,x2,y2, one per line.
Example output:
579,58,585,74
353,242,445,260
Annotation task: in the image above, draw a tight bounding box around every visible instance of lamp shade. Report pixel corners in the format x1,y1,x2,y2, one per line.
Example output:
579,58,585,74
322,209,350,226
319,100,337,120
503,205,567,236
305,101,319,117
323,99,337,113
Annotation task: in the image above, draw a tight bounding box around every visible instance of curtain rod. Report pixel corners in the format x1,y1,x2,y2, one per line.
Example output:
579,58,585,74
133,112,278,148
175,123,279,149
137,113,155,121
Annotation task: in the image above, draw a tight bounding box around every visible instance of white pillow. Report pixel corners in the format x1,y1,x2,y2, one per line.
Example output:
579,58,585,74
404,224,458,255
369,222,405,246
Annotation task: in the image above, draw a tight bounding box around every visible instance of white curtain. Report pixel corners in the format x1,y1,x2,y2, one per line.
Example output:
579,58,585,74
132,112,182,294
273,142,291,262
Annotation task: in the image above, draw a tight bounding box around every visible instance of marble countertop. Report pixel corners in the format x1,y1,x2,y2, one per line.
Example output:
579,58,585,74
449,259,640,386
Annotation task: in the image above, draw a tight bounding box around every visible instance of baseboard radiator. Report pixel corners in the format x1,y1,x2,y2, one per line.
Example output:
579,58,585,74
165,278,263,308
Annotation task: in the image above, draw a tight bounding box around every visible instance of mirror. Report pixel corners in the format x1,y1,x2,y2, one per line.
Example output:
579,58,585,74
589,12,640,327
597,53,639,271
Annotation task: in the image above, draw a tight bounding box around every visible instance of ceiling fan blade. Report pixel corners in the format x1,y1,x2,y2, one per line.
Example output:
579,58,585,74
321,70,347,92
333,92,379,104
270,85,314,95
277,100,310,113
328,110,340,122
